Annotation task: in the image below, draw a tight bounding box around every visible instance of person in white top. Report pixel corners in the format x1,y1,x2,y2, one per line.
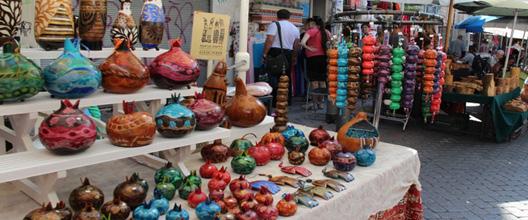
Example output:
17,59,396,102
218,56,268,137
262,9,300,106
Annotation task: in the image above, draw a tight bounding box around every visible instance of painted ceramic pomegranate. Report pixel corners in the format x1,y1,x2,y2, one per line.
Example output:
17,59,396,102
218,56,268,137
100,197,131,220
24,202,72,220
199,160,218,178
149,39,200,89
188,93,224,130
248,145,271,166
255,187,273,205
308,145,332,166
309,125,331,146
39,100,97,154
212,166,231,183
188,188,207,208
73,203,101,220
113,173,148,209
155,93,196,138
276,194,297,217
320,137,343,160
263,142,285,160
209,189,224,201
68,178,104,212
255,204,278,220
201,139,230,163
229,175,250,192
106,101,156,147
208,173,228,192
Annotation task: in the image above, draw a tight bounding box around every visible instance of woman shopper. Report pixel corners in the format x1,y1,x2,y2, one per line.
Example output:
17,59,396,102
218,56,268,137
300,16,330,109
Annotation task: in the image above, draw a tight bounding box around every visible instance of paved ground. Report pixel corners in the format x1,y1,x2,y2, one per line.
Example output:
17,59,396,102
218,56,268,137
289,98,528,220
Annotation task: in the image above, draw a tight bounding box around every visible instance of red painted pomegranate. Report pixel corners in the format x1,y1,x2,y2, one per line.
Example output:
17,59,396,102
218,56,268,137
256,204,279,220
255,187,273,205
237,210,258,220
208,173,228,192
263,142,285,160
308,125,331,146
212,166,231,183
229,175,250,192
260,128,285,145
240,198,258,212
201,139,229,163
106,101,156,147
276,194,297,217
248,145,271,166
308,144,332,166
188,188,207,208
149,39,200,89
233,188,254,202
223,196,238,209
188,93,225,130
320,137,343,160
199,160,218,178
39,100,97,154
209,189,224,201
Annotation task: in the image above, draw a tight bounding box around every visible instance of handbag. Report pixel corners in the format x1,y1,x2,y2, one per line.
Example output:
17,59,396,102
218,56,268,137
265,22,289,76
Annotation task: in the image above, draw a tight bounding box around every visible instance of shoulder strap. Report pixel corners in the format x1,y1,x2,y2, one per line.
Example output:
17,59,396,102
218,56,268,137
275,21,284,50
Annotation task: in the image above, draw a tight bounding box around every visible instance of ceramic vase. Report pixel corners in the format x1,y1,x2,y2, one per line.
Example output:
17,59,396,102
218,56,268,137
34,0,75,50
139,0,164,50
42,38,101,98
0,0,22,45
100,39,149,94
0,41,44,103
107,101,156,147
111,0,139,49
155,94,196,138
79,0,107,50
38,100,97,154
149,39,200,89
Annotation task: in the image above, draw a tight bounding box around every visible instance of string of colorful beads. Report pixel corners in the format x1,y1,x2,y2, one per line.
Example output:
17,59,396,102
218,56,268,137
422,35,437,120
403,37,420,114
361,34,377,99
347,32,361,112
389,33,405,111
336,41,349,109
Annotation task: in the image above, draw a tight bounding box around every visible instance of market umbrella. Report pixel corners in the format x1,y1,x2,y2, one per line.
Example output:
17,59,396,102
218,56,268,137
455,15,500,32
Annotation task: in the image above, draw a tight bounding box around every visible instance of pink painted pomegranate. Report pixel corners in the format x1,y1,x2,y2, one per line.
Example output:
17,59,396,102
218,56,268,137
39,100,97,154
188,93,224,130
149,39,200,89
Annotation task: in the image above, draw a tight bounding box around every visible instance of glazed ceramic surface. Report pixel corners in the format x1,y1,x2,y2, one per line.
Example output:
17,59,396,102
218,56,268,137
79,0,107,50
156,94,196,137
195,199,221,220
201,139,229,163
68,178,104,212
231,151,256,175
34,0,75,50
333,152,356,171
139,0,164,50
189,93,224,130
42,38,101,98
106,101,156,147
114,173,148,209
149,40,200,89
111,0,138,48
100,198,131,220
38,100,97,154
0,0,21,44
100,39,149,94
0,42,43,102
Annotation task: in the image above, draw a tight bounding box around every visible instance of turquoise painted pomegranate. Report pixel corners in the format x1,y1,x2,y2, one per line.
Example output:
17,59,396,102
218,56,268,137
155,94,196,138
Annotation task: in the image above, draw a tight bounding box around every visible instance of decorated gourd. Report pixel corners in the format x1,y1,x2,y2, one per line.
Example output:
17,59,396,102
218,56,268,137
203,61,228,105
68,178,104,211
336,41,348,108
285,136,309,153
225,77,267,127
264,142,285,160
256,204,279,220
201,139,230,163
230,175,250,192
337,112,379,152
133,202,160,220
0,0,21,44
196,199,222,220
0,41,44,103
422,35,437,120
255,187,273,205
101,198,131,220
114,173,148,209
154,162,184,188
308,144,331,166
281,125,305,141
333,151,356,171
200,160,218,178
24,203,65,220
34,0,75,50
355,147,376,167
78,0,107,50
179,179,199,200
231,151,256,174
54,201,73,220
73,203,100,220
274,73,289,131
107,101,156,147
287,148,305,165
156,94,196,137
100,39,149,93
308,125,330,146
42,38,101,98
149,39,200,88
155,177,176,200
230,133,256,156
248,144,271,166
208,172,228,192
166,204,190,220
151,189,170,215
189,93,224,130
188,188,208,208
111,0,138,49
277,194,297,217
403,37,420,114
184,170,202,187
139,0,164,50
389,33,405,111
376,31,391,88
361,34,377,99
320,137,342,160
347,32,361,112
39,100,97,154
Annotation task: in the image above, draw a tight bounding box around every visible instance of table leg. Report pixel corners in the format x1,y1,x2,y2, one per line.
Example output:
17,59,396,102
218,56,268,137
159,146,192,176
11,171,66,204
0,116,5,154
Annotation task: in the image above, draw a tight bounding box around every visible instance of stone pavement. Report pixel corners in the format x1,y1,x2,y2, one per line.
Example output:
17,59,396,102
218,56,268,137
289,99,528,220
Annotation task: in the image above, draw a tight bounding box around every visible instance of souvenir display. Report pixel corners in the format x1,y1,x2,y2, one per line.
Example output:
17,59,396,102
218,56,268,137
431,35,447,120
133,202,160,220
155,177,176,200
389,33,405,111
260,128,285,145
68,178,104,211
73,203,100,220
179,180,199,200
195,199,221,220
322,167,354,182
319,137,342,160
24,202,72,220
260,174,299,188
34,0,75,50
255,204,278,220
263,141,285,160
277,194,297,217
274,73,289,131
201,139,230,163
42,38,101,98
79,0,107,50
308,125,330,146
0,41,44,103
287,148,305,165
208,172,228,192
166,204,190,220
39,100,97,154
111,0,139,49
188,93,224,130
114,173,148,209
347,32,361,112
156,94,196,137
292,191,319,208
200,160,218,178
0,0,21,44
231,151,257,174
100,198,131,220
248,144,271,166
285,136,309,153
376,31,392,92
100,39,149,93
281,125,305,141
250,181,281,194
225,77,267,127
361,34,377,99
149,39,200,88
154,162,184,188
327,46,338,100
312,179,346,192
333,151,356,171
229,175,251,192
336,41,349,109
337,112,379,153
232,188,254,202
308,144,332,166
107,101,156,147
188,188,208,208
203,61,228,105
150,190,170,215
184,170,203,187
422,36,437,120
229,133,256,157
139,0,164,50
403,37,420,114
355,147,376,167
278,162,312,177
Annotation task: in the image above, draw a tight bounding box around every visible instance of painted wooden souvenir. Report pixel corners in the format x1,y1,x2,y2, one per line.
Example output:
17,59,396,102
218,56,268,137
285,136,309,153
24,203,61,220
139,0,164,50
333,151,356,171
179,180,199,200
312,179,346,192
184,170,202,187
231,151,256,175
73,203,101,220
101,198,131,220
201,139,230,163
111,0,138,49
250,181,281,194
319,137,342,160
255,204,278,220
189,93,224,130
297,181,333,200
211,166,231,183
150,190,170,215
79,0,107,50
156,94,196,138
149,39,200,89
255,186,273,205
166,204,190,220
39,100,97,154
278,162,312,177
229,133,256,157
202,61,228,105
273,73,289,131
260,128,285,146
337,112,379,153
225,77,267,127
0,41,44,103
42,38,101,98
188,188,208,208
322,167,354,182
0,0,21,45
292,191,318,208
195,199,221,220
260,174,299,188
114,173,148,209
68,178,104,212
308,144,331,166
100,39,149,93
154,162,184,188
232,188,254,202
277,194,297,217
263,142,285,160
107,101,156,147
133,202,160,220
34,0,75,50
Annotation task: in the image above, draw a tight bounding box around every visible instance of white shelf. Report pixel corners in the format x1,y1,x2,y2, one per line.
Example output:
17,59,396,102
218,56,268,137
0,85,200,116
0,127,230,183
228,115,274,140
19,47,168,60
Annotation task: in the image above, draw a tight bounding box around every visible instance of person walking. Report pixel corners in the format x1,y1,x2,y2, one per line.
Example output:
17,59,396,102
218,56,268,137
263,9,300,106
449,35,466,59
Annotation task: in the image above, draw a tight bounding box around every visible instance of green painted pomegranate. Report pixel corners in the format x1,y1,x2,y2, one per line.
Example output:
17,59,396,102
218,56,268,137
154,162,184,189
285,136,309,153
229,133,256,157
179,180,199,200
231,151,256,175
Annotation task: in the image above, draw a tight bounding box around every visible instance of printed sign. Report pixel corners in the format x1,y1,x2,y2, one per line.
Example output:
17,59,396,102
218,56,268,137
191,11,230,61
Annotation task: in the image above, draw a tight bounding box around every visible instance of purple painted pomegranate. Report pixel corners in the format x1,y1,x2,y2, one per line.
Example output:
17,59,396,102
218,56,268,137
39,100,97,154
149,39,200,89
188,93,224,130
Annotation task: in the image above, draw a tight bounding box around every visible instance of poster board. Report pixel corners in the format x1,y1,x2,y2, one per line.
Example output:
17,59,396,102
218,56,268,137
190,11,230,61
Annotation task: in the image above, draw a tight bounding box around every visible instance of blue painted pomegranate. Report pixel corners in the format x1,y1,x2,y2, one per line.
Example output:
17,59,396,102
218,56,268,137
354,147,376,167
155,94,196,138
150,189,169,215
166,204,189,220
281,125,305,141
133,201,160,220
195,199,221,220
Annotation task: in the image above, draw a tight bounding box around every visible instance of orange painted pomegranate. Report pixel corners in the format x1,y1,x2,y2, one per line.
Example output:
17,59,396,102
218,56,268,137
106,101,156,147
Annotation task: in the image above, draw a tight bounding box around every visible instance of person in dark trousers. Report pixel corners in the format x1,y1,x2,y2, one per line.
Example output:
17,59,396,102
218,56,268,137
263,9,300,106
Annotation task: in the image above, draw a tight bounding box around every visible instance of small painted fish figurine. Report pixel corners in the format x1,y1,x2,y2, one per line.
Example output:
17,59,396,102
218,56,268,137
250,180,281,194
278,162,312,177
292,191,318,208
311,179,346,192
259,174,299,188
322,167,355,182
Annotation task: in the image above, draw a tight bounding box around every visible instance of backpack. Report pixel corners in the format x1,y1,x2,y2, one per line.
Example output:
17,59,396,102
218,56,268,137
471,54,489,77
